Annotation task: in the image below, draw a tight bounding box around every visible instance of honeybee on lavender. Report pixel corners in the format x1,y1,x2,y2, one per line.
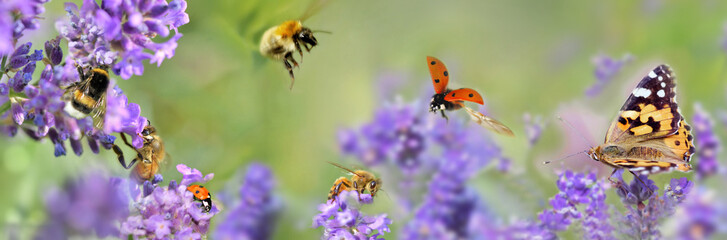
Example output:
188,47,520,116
326,162,382,203
259,0,330,89
111,122,167,183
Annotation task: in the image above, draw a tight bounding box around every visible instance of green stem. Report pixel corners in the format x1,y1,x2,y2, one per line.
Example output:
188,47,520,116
0,55,7,73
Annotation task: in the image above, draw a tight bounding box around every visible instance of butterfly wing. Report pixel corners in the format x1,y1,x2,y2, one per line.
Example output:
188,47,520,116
600,65,694,174
444,88,484,105
462,105,514,136
427,56,449,94
606,65,679,143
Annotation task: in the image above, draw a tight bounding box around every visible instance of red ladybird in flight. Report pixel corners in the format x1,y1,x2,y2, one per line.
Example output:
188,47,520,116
427,56,514,136
187,185,212,213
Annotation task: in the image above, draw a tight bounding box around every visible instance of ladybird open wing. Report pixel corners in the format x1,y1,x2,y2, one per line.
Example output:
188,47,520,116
462,106,514,136
427,56,449,94
444,88,484,105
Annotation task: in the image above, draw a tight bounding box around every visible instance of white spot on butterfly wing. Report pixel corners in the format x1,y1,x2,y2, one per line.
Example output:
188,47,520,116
658,76,663,81
661,82,666,88
632,88,652,98
657,90,665,97
648,71,657,78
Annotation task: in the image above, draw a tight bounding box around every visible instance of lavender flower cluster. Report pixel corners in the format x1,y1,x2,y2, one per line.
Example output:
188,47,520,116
313,190,392,239
614,173,694,239
586,53,633,97
214,163,283,240
35,171,131,239
121,164,218,239
57,0,189,79
1,0,189,158
692,103,721,180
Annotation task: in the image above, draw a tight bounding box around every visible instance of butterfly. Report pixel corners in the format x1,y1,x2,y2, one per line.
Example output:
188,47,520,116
427,56,514,136
588,64,694,177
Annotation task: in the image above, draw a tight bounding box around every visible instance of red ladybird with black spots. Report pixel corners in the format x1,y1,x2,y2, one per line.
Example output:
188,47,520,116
427,56,514,136
187,185,212,213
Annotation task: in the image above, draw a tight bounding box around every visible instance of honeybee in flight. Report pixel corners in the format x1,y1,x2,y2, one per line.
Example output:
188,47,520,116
111,122,167,183
63,66,110,128
326,162,382,203
427,56,514,136
259,0,331,90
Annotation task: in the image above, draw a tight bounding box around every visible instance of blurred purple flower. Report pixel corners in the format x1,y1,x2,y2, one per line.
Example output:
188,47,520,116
339,99,506,212
56,0,190,79
523,113,544,146
401,147,500,239
35,172,131,239
616,175,694,239
692,103,721,181
121,164,219,239
313,190,392,239
215,163,282,240
674,188,727,240
0,0,49,55
586,53,632,97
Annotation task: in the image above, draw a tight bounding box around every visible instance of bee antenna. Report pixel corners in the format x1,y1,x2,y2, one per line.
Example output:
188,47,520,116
312,30,332,34
556,115,596,149
543,150,589,164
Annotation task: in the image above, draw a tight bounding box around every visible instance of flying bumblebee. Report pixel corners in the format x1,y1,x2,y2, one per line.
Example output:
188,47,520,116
326,162,382,203
111,122,167,183
63,66,110,128
259,0,331,90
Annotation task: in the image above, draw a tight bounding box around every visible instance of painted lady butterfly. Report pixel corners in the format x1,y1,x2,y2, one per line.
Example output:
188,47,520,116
588,65,694,176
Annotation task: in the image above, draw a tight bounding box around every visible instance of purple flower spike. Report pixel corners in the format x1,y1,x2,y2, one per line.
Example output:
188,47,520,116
586,53,633,97
35,172,131,239
523,113,544,146
214,163,282,240
314,190,392,239
45,36,64,65
55,0,190,79
616,175,694,239
692,103,721,181
2,0,50,55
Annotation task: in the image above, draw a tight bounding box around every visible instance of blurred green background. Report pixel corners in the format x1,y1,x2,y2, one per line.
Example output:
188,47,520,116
2,0,727,238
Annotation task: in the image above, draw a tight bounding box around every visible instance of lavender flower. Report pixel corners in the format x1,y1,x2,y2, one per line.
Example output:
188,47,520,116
616,175,694,239
339,99,505,211
313,190,392,239
35,172,131,239
121,164,219,239
56,0,190,79
586,53,632,96
214,163,282,240
400,149,499,239
0,0,50,55
523,113,544,146
536,171,615,240
692,103,721,181
674,188,727,240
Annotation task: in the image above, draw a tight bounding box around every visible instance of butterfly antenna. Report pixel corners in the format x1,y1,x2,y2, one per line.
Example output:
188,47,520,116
556,115,596,149
543,150,589,164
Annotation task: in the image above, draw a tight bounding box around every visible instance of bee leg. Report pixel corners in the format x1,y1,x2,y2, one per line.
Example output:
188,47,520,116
328,179,352,203
76,65,86,81
282,59,295,90
285,52,299,68
113,144,138,169
295,41,304,60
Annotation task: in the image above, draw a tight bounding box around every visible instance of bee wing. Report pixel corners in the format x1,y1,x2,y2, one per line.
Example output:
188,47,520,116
462,106,514,136
327,161,363,177
90,94,107,129
299,0,332,21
